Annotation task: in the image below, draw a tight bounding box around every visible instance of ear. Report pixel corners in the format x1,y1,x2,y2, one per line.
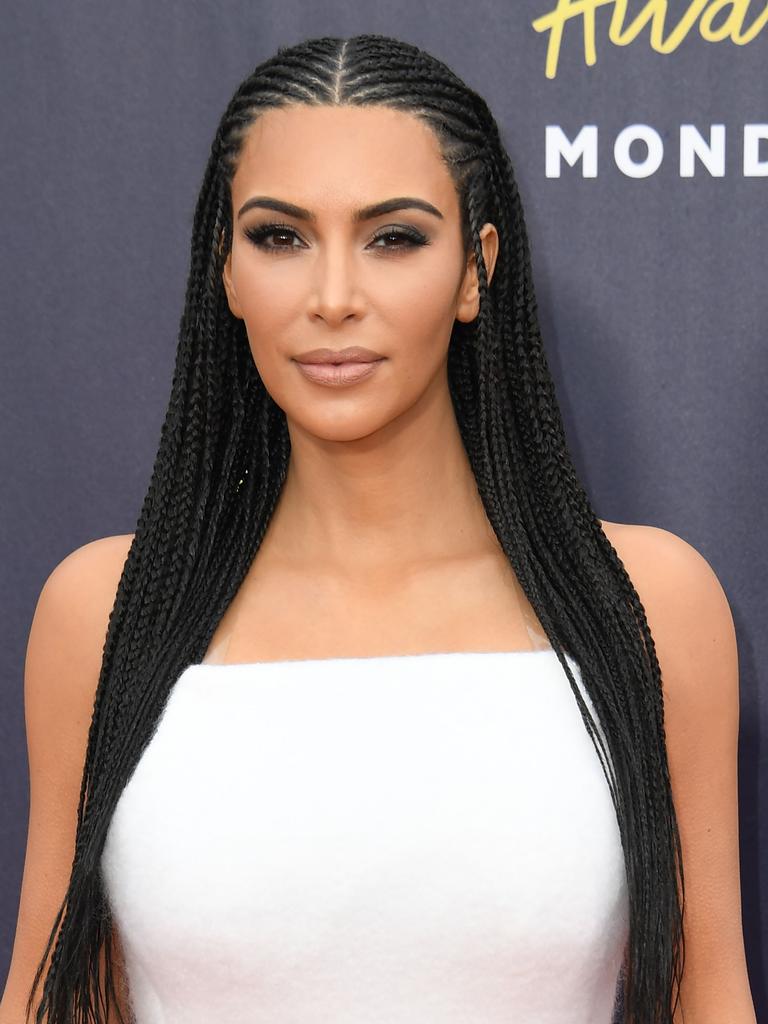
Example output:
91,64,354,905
455,222,499,324
221,244,244,320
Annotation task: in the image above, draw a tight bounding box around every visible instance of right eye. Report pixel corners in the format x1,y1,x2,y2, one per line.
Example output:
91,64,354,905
244,223,302,253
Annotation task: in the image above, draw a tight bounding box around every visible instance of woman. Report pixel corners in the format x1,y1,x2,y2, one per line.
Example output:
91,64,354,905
1,33,755,1024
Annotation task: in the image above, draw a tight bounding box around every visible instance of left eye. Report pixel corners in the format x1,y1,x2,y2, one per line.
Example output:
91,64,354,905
243,223,428,253
370,228,426,249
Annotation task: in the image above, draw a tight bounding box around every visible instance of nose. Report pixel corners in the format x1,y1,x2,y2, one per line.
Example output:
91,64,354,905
308,238,366,325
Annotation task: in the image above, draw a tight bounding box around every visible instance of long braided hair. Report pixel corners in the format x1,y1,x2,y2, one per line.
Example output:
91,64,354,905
27,33,685,1024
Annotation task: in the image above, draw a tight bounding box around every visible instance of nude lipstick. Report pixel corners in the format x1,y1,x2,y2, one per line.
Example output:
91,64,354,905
293,346,386,387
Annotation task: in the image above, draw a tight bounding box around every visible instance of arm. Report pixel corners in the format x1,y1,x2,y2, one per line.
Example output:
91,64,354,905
608,523,757,1022
0,534,135,1024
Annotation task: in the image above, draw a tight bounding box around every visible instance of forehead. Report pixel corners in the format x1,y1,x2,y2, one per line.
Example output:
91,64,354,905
229,104,457,214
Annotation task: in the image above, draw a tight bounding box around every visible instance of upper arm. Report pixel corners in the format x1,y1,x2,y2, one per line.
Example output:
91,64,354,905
0,534,136,1024
607,523,757,1022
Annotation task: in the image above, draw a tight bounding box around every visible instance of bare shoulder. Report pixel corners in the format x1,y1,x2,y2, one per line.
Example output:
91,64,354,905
37,532,136,622
0,533,136,1022
597,518,737,679
24,533,137,711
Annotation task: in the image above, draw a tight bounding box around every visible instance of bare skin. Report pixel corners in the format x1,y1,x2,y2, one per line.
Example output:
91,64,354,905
1,104,755,1021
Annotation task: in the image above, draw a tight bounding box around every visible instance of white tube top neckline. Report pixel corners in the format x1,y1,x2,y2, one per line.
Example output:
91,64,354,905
190,645,562,675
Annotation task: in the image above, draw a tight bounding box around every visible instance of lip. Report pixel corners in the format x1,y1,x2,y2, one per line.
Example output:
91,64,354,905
294,346,385,364
294,359,384,386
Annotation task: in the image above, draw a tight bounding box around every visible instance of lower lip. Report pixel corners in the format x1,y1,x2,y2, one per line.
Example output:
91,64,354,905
294,359,385,386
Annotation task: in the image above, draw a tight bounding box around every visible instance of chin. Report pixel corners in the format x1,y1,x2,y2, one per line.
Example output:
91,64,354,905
286,408,398,445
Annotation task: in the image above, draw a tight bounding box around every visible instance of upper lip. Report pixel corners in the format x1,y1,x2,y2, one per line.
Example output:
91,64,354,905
294,346,385,364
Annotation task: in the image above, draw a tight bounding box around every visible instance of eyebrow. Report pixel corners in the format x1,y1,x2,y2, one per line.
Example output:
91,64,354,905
236,195,444,223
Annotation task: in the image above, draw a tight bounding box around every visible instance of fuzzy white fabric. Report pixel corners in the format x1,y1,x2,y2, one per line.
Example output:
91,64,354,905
100,649,628,1023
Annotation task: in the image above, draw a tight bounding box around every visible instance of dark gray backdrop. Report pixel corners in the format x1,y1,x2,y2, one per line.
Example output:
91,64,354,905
1,0,766,1013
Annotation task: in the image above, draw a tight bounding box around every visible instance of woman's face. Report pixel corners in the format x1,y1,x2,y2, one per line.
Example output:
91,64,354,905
222,103,498,442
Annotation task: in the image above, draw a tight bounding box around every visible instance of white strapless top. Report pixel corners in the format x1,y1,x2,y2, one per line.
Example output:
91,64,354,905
100,649,629,1023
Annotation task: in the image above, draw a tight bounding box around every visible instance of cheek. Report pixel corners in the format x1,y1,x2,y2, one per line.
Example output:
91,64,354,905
231,259,301,379
234,261,298,332
387,258,462,347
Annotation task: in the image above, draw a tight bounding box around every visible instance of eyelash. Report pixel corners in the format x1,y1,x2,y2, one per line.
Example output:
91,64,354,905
243,221,429,254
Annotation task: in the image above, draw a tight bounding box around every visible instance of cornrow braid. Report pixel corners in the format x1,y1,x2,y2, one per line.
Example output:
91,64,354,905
26,33,684,1024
